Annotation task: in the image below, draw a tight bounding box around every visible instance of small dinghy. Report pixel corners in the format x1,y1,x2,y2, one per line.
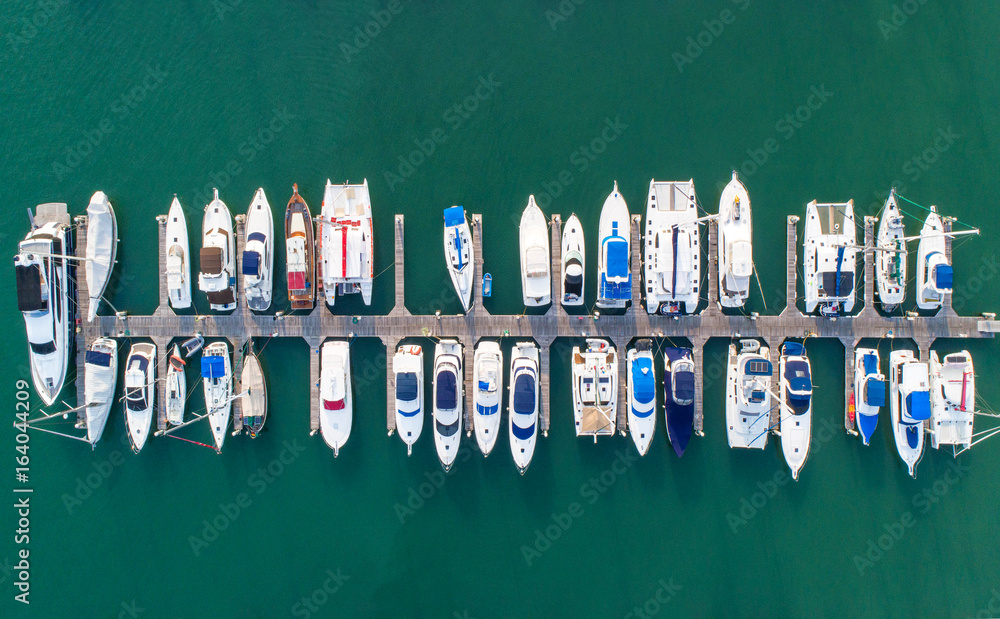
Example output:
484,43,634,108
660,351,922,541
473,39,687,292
243,188,274,311
443,206,474,312
83,337,118,445
664,346,696,458
181,334,205,358
240,351,267,438
166,196,192,309
482,273,492,297
85,191,118,321
165,344,187,426
124,343,156,453
561,214,585,306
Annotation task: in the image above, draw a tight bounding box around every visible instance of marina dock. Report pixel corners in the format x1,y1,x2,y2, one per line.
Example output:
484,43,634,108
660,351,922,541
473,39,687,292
74,209,1000,444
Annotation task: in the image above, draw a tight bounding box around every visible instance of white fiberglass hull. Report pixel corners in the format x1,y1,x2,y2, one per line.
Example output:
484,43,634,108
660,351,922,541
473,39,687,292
854,348,883,447
876,191,906,309
561,214,585,306
626,346,656,456
393,345,424,455
890,350,927,477
779,349,812,481
83,337,118,445
718,172,752,308
165,344,187,426
85,191,117,322
916,209,948,311
519,196,551,306
166,197,192,309
320,179,374,307
509,343,539,474
203,342,232,452
243,188,274,311
473,342,503,457
320,340,353,456
804,200,857,316
644,180,700,315
433,341,463,471
596,182,631,309
929,351,974,450
572,339,618,438
199,191,237,311
124,343,156,453
725,341,771,450
444,212,474,313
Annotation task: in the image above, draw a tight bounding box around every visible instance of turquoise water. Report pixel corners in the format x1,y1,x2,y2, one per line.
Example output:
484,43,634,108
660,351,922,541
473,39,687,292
3,2,1000,617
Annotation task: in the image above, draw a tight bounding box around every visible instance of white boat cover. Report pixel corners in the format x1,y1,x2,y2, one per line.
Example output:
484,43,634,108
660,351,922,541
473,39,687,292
86,195,116,321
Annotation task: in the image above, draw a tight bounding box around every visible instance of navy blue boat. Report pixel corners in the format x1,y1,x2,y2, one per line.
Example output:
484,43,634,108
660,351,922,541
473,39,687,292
664,347,695,457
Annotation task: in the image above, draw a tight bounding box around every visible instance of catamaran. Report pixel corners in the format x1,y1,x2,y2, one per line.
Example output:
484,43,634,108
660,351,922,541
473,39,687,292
319,179,373,307
726,339,772,450
199,189,237,311
166,196,192,310
240,350,267,438
473,341,503,457
443,206,474,313
718,172,753,308
664,346,695,458
393,345,424,456
644,179,701,315
561,214,585,306
320,340,352,456
285,184,315,310
854,348,886,446
124,342,156,453
916,206,953,311
889,350,930,477
627,339,656,456
876,189,906,310
572,339,617,440
596,182,631,309
243,188,274,311
779,342,813,480
804,200,858,316
509,342,539,475
16,203,74,406
165,344,187,426
82,337,118,445
202,341,232,452
433,339,463,472
519,196,551,306
929,351,974,451
85,191,118,321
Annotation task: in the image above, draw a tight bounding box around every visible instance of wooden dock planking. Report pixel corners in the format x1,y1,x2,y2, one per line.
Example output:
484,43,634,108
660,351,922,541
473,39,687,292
472,214,485,313
74,215,91,427
392,215,406,315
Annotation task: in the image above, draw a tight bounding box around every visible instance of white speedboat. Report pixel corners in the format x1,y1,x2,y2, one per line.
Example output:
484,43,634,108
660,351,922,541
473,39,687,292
124,342,156,453
320,340,352,456
509,342,539,475
16,204,74,406
644,179,700,315
243,188,274,311
854,348,885,446
199,189,237,311
166,196,192,310
561,214,585,306
82,337,117,445
443,206,474,313
717,172,752,308
165,344,187,426
804,200,858,316
319,179,373,307
285,184,315,310
779,342,813,481
725,339,771,450
929,351,975,451
915,206,952,311
664,347,695,458
85,191,117,321
240,351,267,439
889,350,930,477
572,339,617,439
473,341,503,457
393,345,424,455
202,341,232,452
626,339,656,456
596,181,631,309
876,189,906,310
433,340,463,471
519,196,551,306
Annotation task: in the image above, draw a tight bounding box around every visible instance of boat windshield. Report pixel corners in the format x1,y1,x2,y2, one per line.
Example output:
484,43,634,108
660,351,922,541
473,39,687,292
436,418,460,437
323,398,345,411
436,370,457,410
29,341,56,355
513,373,536,414
395,372,418,402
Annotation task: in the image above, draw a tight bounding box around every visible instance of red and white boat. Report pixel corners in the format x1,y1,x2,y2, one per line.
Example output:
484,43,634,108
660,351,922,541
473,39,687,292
319,179,373,307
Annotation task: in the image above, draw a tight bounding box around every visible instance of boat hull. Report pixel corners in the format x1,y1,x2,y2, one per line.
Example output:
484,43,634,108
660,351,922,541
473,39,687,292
725,341,771,450
444,207,474,313
320,180,374,307
644,180,700,315
85,191,118,321
124,343,156,453
718,172,752,309
433,341,463,471
509,343,539,474
83,337,118,445
916,209,948,311
393,346,424,455
165,344,187,426
779,345,812,480
663,347,694,458
285,186,316,310
243,188,274,312
596,182,631,309
473,342,503,457
561,214,585,306
519,196,551,306
627,344,657,456
203,341,232,452
320,340,353,455
166,197,193,310
875,192,906,310
889,350,927,477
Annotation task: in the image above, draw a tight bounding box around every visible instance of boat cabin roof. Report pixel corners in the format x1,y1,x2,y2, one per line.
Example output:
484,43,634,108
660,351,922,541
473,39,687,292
16,264,46,312
200,247,224,274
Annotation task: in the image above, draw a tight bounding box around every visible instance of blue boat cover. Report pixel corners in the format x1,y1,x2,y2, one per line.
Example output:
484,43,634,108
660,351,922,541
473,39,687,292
786,360,812,393
632,358,655,404
247,232,266,244
511,421,535,440
476,403,499,415
396,372,418,401
664,366,694,458
478,380,491,391
201,355,225,379
443,206,465,227
674,371,695,403
86,350,113,367
453,234,464,269
862,353,878,375
906,423,920,448
906,391,931,421
483,273,492,297
865,379,886,407
513,373,535,414
606,238,628,277
242,250,260,276
783,342,805,357
857,412,878,444
436,370,457,410
934,264,953,290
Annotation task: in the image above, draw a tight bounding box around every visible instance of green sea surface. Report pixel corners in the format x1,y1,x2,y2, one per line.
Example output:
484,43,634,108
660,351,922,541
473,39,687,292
2,1,1000,617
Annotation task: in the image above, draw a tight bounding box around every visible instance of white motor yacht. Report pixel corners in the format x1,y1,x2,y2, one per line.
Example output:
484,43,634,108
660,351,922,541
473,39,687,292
889,350,930,477
320,340,353,456
166,196,192,309
393,345,424,455
199,189,237,311
242,188,274,311
717,172,752,308
726,339,772,450
519,196,551,306
561,214,585,306
433,340,463,471
509,342,539,475
596,182,631,309
124,342,156,453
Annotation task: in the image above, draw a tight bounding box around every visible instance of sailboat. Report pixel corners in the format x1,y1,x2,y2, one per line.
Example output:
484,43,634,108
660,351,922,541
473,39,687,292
726,339,771,450
285,184,315,310
875,189,906,310
16,203,74,406
82,337,118,445
626,340,656,456
717,172,753,308
199,189,237,311
124,342,156,453
929,351,974,451
519,196,551,306
889,350,930,477
320,340,352,456
572,339,617,440
240,351,267,438
165,344,187,426
509,342,539,475
473,341,503,457
202,341,232,453
85,191,118,321
804,200,857,316
393,345,424,455
596,182,631,309
242,188,274,311
433,339,463,472
319,179,374,307
561,214,585,306
166,196,192,310
779,342,813,481
854,348,885,446
664,346,695,458
644,180,701,315
443,206,474,313
916,206,952,311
